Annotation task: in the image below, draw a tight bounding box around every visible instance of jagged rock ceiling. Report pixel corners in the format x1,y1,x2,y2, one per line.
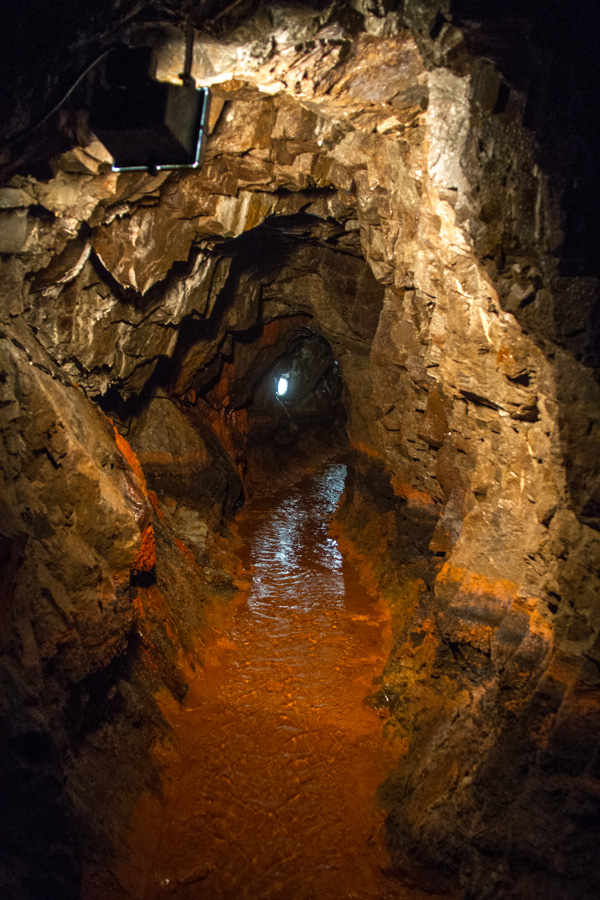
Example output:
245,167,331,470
1,2,599,899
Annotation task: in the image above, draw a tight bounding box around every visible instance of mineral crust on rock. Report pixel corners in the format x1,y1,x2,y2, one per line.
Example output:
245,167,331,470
0,2,599,898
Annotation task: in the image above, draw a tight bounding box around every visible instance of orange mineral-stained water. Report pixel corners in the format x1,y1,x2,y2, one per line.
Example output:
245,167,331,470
119,460,415,900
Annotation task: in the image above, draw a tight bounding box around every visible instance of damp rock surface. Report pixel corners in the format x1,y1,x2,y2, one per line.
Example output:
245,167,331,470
0,3,599,898
114,461,441,900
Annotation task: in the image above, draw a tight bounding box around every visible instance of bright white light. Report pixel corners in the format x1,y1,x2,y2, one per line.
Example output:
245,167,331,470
276,376,289,397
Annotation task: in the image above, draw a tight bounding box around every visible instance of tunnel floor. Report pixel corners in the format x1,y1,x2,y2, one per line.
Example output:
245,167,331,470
117,461,427,900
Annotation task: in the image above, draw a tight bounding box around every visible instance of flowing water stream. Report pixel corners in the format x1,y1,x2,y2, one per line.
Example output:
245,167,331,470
119,460,414,900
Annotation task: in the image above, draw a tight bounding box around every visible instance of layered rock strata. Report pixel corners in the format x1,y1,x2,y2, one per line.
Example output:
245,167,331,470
1,2,599,898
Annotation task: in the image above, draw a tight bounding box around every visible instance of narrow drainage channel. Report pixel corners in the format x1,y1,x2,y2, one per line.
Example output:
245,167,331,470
119,460,411,900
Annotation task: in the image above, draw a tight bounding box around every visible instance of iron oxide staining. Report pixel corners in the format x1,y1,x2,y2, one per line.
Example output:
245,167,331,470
120,462,411,899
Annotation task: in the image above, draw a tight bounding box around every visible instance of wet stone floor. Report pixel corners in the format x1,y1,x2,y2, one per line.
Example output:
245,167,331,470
120,461,414,900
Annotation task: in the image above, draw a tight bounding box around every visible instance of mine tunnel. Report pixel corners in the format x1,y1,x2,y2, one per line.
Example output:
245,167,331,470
1,2,600,899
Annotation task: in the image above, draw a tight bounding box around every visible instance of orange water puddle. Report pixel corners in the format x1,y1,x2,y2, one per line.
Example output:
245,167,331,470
119,461,424,900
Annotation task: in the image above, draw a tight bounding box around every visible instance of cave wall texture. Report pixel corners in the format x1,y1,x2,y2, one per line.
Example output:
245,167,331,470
1,2,599,899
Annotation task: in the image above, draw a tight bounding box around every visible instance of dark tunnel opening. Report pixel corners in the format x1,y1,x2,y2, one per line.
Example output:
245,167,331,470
95,209,370,510
1,3,600,900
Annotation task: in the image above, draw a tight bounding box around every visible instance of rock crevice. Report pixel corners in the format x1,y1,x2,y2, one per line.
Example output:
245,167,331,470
1,2,599,898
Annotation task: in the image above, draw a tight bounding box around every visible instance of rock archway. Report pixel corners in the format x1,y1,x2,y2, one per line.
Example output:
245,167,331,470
1,3,599,899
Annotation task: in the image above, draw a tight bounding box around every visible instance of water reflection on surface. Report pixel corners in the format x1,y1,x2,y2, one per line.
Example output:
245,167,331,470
120,461,408,900
246,463,346,612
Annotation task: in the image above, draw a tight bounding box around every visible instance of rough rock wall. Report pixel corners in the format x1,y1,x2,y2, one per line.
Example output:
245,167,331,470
0,320,148,897
0,317,245,897
1,2,599,898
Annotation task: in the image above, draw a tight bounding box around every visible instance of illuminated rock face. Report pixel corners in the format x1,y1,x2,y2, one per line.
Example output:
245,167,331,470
0,2,599,898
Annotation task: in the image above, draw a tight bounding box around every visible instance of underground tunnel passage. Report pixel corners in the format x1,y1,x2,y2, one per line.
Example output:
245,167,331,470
1,2,600,900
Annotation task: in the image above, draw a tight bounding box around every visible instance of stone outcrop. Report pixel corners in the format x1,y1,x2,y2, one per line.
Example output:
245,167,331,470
1,2,599,898
127,392,242,518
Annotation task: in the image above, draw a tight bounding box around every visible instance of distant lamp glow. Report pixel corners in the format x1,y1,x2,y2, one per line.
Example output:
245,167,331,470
276,376,289,397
